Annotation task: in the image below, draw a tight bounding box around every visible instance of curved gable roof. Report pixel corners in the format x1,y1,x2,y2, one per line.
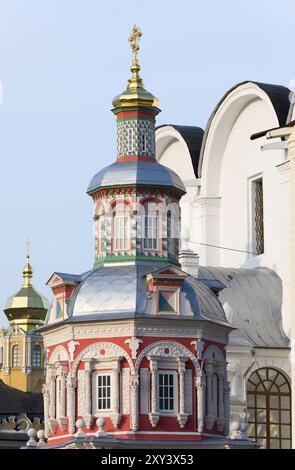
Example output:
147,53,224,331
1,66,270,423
198,81,290,177
156,125,204,178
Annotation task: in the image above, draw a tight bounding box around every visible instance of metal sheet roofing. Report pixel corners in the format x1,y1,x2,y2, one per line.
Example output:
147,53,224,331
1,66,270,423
198,266,289,348
87,160,186,194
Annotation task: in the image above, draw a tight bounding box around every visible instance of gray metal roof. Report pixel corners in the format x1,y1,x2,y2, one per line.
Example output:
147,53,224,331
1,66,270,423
198,266,289,348
198,81,291,177
87,160,186,194
44,263,231,328
0,380,43,419
156,125,204,178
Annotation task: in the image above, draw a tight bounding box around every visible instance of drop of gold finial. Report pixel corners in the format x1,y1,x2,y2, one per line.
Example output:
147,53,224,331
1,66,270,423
23,239,33,287
128,25,144,90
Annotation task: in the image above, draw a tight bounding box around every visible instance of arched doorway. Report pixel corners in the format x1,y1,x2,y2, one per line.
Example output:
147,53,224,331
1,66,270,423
247,368,291,448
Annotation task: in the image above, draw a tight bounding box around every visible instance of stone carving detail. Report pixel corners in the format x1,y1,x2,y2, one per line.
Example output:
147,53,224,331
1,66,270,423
184,369,192,415
191,339,205,360
68,340,80,362
124,337,143,359
49,345,69,364
121,368,130,414
71,342,134,377
77,370,87,417
140,368,149,413
135,340,200,375
130,374,139,431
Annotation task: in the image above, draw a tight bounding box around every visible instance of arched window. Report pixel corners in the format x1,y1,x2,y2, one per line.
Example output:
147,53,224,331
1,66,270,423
12,344,20,368
32,344,42,367
247,368,291,449
96,214,105,255
112,202,130,251
142,200,160,251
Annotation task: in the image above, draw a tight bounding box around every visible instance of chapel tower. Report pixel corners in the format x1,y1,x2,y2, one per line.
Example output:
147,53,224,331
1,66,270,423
0,242,48,393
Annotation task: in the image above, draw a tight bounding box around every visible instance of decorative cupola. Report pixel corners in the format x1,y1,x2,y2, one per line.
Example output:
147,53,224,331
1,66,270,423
3,241,49,332
87,26,186,268
0,242,49,394
112,25,160,163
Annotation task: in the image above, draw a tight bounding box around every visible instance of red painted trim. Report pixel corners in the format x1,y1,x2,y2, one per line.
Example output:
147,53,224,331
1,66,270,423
116,155,155,163
116,111,155,119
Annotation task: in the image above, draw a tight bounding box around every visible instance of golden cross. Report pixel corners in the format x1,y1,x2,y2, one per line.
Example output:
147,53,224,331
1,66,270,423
26,238,30,257
128,25,142,60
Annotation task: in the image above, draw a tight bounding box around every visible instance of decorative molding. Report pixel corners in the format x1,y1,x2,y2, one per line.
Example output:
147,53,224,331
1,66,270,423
184,369,192,415
68,340,80,362
136,340,200,375
121,368,130,414
140,368,149,413
77,370,86,417
71,342,134,377
124,337,143,359
191,339,205,360
49,344,69,364
177,413,189,429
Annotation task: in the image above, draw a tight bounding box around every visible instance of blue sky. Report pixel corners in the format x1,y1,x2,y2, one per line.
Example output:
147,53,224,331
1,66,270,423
0,0,294,324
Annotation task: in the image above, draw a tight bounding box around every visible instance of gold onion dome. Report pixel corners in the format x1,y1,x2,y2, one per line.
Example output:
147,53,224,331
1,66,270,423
112,25,160,110
3,241,49,327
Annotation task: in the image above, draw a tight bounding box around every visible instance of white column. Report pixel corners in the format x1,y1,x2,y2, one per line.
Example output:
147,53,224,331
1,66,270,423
148,359,159,428
4,336,10,374
111,361,122,427
196,374,206,433
216,363,226,433
67,375,76,435
57,362,67,431
205,360,215,430
48,365,57,434
22,335,26,373
177,359,188,428
83,359,93,427
223,380,231,437
130,374,139,431
27,336,32,373
42,384,50,438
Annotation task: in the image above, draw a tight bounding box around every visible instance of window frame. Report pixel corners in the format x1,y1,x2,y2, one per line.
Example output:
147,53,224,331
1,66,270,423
249,175,264,256
157,370,178,415
32,344,42,368
92,371,113,416
247,367,291,449
143,212,159,251
113,212,130,251
12,344,21,368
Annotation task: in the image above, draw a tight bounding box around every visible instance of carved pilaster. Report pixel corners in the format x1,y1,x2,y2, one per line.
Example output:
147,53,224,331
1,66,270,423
130,374,139,431
111,362,122,427
205,361,215,430
177,360,188,428
57,362,68,431
48,365,57,433
42,384,50,438
196,374,206,433
22,335,26,373
223,380,231,437
216,363,226,432
3,336,10,374
148,360,160,428
83,360,93,427
67,375,77,435
27,336,32,374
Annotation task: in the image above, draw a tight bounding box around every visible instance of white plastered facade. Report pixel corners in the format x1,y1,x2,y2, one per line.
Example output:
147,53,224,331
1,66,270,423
156,82,292,439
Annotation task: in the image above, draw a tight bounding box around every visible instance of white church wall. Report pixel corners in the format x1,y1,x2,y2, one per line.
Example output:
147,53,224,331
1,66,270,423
156,83,291,338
